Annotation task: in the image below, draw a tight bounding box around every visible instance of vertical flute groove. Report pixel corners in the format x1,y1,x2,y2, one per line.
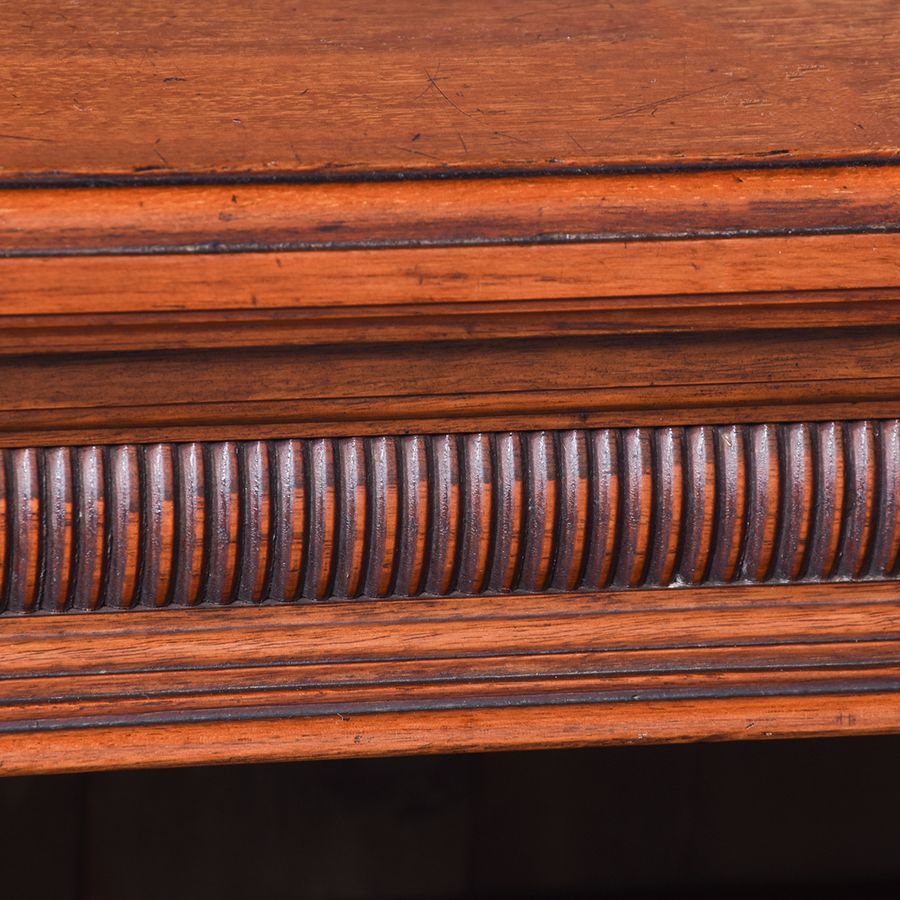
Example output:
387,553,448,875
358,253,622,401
264,440,294,601
676,427,708,584
515,432,548,592
201,443,233,605
706,426,739,583
611,429,643,588
455,434,486,594
644,428,677,587
4,449,38,612
770,424,807,581
548,430,580,592
135,445,158,607
283,440,307,601
361,437,389,598
804,422,838,580
169,443,201,606
834,421,871,579
37,447,69,612
330,438,363,600
391,436,423,597
421,435,453,595
69,446,101,610
300,438,329,601
101,446,134,608
482,433,516,594
737,425,770,582
869,421,900,577
579,430,615,589
136,444,173,607
233,441,264,603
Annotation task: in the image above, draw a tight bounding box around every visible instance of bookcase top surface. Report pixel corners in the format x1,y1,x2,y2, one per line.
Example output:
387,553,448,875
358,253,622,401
3,0,899,183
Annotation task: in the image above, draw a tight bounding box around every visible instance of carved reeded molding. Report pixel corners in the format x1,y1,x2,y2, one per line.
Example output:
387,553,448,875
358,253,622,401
2,420,899,613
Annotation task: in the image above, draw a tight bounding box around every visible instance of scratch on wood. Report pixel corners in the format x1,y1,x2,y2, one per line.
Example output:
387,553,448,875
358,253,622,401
0,133,55,143
598,79,747,122
566,132,587,153
395,146,443,160
153,143,169,166
422,67,473,118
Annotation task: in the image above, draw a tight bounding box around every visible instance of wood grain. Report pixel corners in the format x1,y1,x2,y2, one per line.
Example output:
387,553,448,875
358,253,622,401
2,166,898,254
3,224,897,447
4,289,900,358
3,233,899,317
1,582,900,774
2,421,898,613
2,0,900,181
5,0,900,774
4,324,900,447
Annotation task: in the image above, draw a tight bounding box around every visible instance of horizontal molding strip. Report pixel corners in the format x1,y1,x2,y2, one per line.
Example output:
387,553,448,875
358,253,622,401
2,167,898,255
2,421,899,614
4,289,900,358
2,583,900,774
3,233,899,317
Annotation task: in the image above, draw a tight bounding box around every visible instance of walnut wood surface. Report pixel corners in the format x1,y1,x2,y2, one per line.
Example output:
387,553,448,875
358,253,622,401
2,421,898,613
2,582,900,775
4,0,900,772
2,0,899,181
3,233,899,317
2,171,897,445
4,323,900,447
2,167,897,254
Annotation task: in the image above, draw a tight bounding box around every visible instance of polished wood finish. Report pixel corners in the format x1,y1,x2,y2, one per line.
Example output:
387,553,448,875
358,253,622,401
4,0,900,774
2,421,899,613
2,176,897,446
4,320,900,447
2,167,897,254
1,582,899,775
3,0,900,181
3,233,899,317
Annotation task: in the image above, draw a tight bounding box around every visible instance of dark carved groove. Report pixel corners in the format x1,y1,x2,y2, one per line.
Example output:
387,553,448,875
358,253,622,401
580,429,614,590
707,425,740,584
805,422,837,581
549,430,579,592
392,435,421,598
455,433,485,594
302,438,328,601
69,446,101,610
361,436,388,598
2,421,900,613
483,432,514,594
870,421,900,577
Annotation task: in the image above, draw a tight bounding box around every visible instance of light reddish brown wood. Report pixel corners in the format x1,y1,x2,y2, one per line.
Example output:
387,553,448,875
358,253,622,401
4,0,900,779
1,583,899,775
3,695,899,777
2,0,900,181
2,233,898,316
1,166,897,252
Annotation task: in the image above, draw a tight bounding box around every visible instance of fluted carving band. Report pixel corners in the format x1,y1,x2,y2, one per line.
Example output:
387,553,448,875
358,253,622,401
2,421,899,613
